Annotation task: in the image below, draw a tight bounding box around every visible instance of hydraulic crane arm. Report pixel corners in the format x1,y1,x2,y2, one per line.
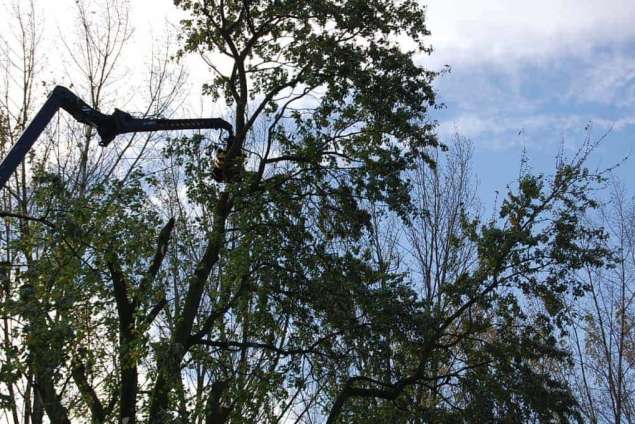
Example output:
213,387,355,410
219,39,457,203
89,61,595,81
0,85,233,189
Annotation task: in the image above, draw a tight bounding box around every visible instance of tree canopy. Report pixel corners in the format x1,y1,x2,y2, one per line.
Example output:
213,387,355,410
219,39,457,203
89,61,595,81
0,1,615,423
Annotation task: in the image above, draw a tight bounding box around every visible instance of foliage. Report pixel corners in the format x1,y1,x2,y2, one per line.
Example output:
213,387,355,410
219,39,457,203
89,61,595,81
0,1,614,424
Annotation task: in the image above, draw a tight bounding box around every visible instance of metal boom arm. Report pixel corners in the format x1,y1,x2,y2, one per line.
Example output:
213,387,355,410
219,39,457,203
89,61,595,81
0,86,233,189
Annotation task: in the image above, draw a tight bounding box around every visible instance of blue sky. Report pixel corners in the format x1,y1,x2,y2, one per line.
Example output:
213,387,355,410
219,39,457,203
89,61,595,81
422,0,635,207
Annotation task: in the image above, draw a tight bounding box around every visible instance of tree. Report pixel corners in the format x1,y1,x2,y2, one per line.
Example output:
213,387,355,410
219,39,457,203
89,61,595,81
0,1,613,423
147,1,439,422
306,136,609,423
568,180,635,423
0,2,47,422
0,1,189,423
144,0,608,414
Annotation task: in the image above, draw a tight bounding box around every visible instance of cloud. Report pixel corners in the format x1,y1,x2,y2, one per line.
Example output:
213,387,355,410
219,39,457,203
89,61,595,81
424,0,635,68
438,111,635,151
567,52,635,108
421,1,635,156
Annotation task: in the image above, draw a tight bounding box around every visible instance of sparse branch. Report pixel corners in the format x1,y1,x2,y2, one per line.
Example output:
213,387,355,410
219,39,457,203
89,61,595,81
136,217,175,309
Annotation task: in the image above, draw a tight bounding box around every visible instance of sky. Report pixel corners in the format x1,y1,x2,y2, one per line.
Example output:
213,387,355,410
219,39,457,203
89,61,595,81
5,0,635,208
424,0,635,207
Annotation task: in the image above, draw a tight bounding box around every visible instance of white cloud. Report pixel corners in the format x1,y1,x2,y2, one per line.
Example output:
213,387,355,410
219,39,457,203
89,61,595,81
439,112,634,151
423,1,635,155
425,0,635,68
567,53,635,107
